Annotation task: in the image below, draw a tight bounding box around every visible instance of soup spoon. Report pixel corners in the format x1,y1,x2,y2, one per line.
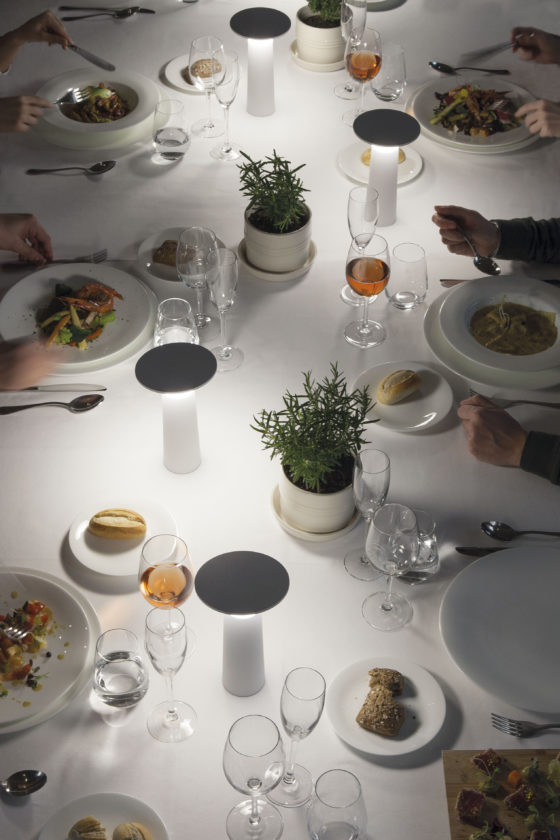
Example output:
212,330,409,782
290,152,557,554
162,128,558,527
481,520,560,541
0,770,47,796
27,161,116,176
429,60,510,75
0,394,104,415
455,225,501,276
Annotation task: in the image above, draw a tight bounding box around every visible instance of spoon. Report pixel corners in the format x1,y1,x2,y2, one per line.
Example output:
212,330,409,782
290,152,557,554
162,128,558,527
62,7,140,19
26,161,116,176
0,394,104,415
429,60,510,75
0,770,47,797
482,520,560,541
455,224,501,276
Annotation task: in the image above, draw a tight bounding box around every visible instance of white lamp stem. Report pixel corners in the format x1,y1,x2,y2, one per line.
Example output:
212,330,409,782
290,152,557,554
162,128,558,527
162,391,201,473
222,613,265,696
368,144,399,226
247,38,274,116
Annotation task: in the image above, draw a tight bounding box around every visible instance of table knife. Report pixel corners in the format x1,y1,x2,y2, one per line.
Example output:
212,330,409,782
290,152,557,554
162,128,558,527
455,546,507,556
19,384,107,392
59,6,156,11
440,278,560,288
68,43,115,71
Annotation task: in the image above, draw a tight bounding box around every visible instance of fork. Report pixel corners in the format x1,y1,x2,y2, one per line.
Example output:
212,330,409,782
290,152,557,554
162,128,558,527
468,388,560,410
0,249,107,272
54,87,91,106
1,623,29,643
491,713,560,737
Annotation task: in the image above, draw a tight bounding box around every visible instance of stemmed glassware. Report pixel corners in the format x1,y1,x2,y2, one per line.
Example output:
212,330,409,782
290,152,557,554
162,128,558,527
268,667,326,809
176,226,218,332
362,503,418,631
342,27,382,126
139,534,195,610
344,448,390,580
144,607,197,741
210,49,241,161
207,247,243,371
341,186,379,306
344,234,390,348
335,0,367,100
223,714,285,840
188,35,225,138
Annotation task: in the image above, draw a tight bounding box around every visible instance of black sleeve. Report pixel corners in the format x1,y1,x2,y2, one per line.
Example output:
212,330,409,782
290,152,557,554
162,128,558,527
495,217,560,263
520,431,560,485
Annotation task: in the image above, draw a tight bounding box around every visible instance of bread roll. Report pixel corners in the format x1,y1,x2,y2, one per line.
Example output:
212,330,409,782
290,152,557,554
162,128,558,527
376,369,422,405
361,147,406,167
88,509,146,540
68,816,107,840
113,823,154,840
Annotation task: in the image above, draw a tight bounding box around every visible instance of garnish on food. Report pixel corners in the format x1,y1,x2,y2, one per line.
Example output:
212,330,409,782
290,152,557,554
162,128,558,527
37,281,122,349
430,83,520,137
0,600,52,691
66,82,130,123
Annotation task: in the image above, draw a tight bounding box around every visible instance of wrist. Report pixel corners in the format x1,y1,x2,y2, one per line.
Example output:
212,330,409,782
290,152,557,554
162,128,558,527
488,220,501,258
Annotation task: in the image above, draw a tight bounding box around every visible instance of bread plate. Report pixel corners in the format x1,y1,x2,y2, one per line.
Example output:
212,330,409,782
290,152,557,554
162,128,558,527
163,54,205,94
336,141,422,186
39,793,168,840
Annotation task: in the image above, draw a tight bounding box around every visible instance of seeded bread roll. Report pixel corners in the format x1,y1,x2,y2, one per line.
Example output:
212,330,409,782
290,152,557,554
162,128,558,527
368,667,404,695
68,816,108,840
112,823,154,840
376,369,422,405
152,239,178,267
88,508,146,540
356,685,405,737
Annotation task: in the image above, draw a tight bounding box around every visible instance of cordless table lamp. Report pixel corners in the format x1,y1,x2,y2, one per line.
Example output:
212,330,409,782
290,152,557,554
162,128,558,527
135,344,216,474
195,551,290,696
230,7,291,116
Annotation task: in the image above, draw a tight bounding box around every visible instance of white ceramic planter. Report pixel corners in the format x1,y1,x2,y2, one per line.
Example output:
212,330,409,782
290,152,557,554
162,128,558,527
295,6,345,66
244,207,312,274
278,467,355,534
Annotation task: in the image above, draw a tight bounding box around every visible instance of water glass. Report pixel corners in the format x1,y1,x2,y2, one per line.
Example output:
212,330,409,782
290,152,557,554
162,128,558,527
152,99,190,164
307,769,367,840
93,628,149,709
372,42,406,102
405,509,440,582
387,242,428,309
153,298,199,346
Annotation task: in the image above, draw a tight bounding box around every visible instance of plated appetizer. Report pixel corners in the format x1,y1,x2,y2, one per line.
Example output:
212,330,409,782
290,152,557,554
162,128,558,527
66,83,131,123
0,599,52,694
37,281,123,350
431,84,520,137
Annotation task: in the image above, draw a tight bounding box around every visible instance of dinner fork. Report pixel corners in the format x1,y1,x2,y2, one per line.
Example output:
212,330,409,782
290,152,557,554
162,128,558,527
1,623,29,643
50,249,108,264
468,388,560,410
491,713,560,738
54,87,91,106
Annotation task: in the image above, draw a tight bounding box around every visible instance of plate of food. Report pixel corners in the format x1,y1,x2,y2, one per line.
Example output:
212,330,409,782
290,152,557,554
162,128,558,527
408,78,537,153
69,500,177,576
163,54,205,95
0,263,157,373
336,142,422,186
439,276,560,372
39,792,168,840
352,362,453,431
327,657,446,756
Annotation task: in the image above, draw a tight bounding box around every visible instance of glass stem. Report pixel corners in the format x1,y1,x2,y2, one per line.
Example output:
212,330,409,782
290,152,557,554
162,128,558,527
282,738,298,785
222,105,231,153
195,286,205,323
382,574,394,612
360,296,369,332
361,516,372,565
219,309,230,358
205,90,213,127
249,794,261,826
164,673,178,721
359,80,366,113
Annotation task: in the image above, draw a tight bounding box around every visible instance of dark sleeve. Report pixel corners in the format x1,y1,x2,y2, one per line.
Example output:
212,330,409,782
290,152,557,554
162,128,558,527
520,431,560,484
494,217,560,263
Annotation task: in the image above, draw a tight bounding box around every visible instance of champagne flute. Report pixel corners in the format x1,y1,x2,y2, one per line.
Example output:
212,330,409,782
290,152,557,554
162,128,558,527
207,247,243,371
210,49,241,161
139,534,194,610
341,186,379,306
188,35,225,138
176,226,218,331
268,667,326,808
144,607,197,741
362,503,418,631
344,233,389,348
342,27,382,126
334,0,367,100
223,714,285,840
344,448,390,580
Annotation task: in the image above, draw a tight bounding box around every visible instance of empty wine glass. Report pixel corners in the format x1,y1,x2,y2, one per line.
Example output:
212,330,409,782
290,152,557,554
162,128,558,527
341,186,379,306
144,607,197,741
344,449,390,580
307,769,367,840
210,49,240,161
268,667,326,808
223,714,285,840
342,27,382,126
335,0,367,100
188,35,225,138
176,226,218,331
362,503,418,631
207,247,243,371
344,234,389,348
138,534,195,610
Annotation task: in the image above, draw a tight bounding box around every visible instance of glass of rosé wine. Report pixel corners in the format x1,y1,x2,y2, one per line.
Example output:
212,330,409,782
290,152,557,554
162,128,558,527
344,234,390,348
139,534,194,610
342,27,382,126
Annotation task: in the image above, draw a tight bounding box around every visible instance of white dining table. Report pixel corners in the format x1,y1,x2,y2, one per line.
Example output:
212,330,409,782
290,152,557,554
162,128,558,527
1,1,560,839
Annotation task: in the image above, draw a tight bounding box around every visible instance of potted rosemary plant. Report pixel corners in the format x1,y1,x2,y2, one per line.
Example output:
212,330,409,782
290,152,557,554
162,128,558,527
296,0,345,67
252,363,375,534
238,149,311,274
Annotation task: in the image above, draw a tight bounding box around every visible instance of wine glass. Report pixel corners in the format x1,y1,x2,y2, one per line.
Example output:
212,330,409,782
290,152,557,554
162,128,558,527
188,35,225,138
334,0,367,100
138,534,194,610
144,607,197,741
207,247,243,371
210,49,241,161
342,27,382,126
307,769,367,840
223,714,285,840
344,448,390,580
362,503,418,631
341,186,379,306
176,226,218,331
344,233,389,348
268,667,326,808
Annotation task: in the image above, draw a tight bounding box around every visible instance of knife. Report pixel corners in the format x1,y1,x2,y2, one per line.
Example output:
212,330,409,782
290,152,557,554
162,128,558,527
455,546,508,556
68,43,115,71
59,6,156,11
18,384,107,392
440,278,560,288
461,40,516,63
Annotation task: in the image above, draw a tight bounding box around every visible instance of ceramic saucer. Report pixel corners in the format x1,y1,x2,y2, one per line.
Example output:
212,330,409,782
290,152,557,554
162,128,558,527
163,55,205,95
272,486,360,542
238,239,316,283
337,142,423,186
289,41,345,72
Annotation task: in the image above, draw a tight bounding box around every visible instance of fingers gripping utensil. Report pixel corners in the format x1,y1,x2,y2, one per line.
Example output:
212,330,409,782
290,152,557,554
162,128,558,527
455,225,501,276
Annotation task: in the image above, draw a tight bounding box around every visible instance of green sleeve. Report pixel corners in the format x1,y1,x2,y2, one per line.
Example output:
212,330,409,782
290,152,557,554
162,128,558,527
495,217,560,263
520,431,560,485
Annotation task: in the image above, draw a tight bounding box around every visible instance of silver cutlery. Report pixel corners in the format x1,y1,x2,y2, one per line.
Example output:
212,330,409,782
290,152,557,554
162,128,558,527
429,60,510,75
0,770,47,797
456,225,501,276
461,40,516,63
0,394,104,414
68,43,115,71
455,546,506,556
0,249,107,272
59,5,155,12
20,383,107,392
54,86,91,106
440,277,560,288
468,388,560,410
62,7,144,19
491,712,560,738
27,161,116,176
481,520,560,541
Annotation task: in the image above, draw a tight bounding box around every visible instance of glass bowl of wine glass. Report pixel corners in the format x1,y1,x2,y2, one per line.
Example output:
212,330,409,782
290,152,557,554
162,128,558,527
139,534,194,610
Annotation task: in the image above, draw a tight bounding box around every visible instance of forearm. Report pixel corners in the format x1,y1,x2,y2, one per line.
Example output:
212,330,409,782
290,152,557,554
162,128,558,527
495,217,560,263
0,30,25,72
520,431,560,484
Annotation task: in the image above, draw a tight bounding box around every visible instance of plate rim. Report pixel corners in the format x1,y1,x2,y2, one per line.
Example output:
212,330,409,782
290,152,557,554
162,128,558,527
38,791,169,840
336,141,423,186
163,54,205,94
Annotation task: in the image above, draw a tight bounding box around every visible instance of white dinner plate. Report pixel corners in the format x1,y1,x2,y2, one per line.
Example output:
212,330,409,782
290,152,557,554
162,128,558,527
69,499,177,576
163,55,205,94
352,361,453,431
336,142,422,186
439,275,560,372
0,568,94,727
440,548,560,713
39,793,168,840
408,77,538,154
0,263,157,374
327,657,446,756
424,293,560,389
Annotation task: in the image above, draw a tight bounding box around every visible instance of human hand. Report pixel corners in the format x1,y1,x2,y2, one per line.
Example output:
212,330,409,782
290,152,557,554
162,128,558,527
511,26,560,64
0,95,52,132
0,340,56,390
515,98,560,138
457,395,528,467
13,10,72,50
0,214,53,263
432,205,499,258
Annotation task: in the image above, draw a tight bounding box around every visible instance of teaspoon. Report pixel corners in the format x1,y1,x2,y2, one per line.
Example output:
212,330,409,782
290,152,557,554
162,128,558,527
0,394,104,415
482,520,560,541
429,60,510,75
27,161,116,176
0,770,47,797
455,224,501,276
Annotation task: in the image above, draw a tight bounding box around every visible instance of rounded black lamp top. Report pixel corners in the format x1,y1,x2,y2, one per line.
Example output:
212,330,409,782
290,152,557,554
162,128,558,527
353,109,420,147
195,551,290,616
230,8,291,39
135,344,217,394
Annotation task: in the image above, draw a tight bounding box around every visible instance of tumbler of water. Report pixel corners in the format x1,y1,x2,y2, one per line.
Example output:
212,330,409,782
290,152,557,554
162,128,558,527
152,99,190,163
153,298,199,346
93,628,149,708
